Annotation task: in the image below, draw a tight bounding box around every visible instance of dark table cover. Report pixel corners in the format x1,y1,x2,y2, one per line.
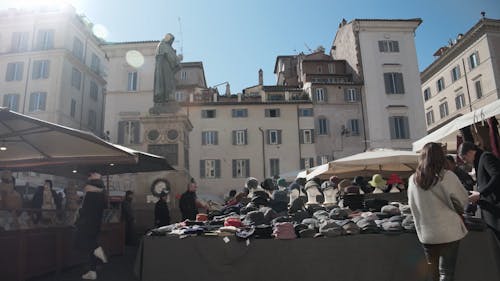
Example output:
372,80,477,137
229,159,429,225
135,230,500,281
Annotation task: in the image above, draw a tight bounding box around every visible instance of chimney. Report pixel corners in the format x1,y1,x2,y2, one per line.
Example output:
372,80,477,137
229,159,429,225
258,69,263,85
225,83,231,96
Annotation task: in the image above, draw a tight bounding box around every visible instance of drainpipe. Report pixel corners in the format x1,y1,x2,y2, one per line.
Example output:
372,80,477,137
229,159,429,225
296,104,302,165
359,87,368,151
258,127,266,178
461,58,473,112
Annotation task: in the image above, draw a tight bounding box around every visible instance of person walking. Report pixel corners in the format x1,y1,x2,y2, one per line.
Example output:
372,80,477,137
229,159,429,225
75,172,108,280
154,192,170,227
121,190,136,245
408,142,469,281
458,142,500,240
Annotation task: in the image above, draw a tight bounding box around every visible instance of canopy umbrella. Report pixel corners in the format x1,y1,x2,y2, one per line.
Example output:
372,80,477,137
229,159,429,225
16,145,175,179
0,107,136,169
307,149,419,180
413,99,500,152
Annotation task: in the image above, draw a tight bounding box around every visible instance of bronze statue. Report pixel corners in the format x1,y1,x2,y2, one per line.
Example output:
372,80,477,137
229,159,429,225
153,33,181,104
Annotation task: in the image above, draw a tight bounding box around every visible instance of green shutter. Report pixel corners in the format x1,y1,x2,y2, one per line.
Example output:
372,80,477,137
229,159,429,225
215,160,221,178
299,130,304,144
232,130,236,145
277,130,282,144
118,121,125,144
232,160,237,178
245,159,250,177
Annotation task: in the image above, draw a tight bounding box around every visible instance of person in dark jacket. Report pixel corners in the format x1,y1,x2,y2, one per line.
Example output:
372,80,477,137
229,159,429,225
121,190,135,245
75,172,108,280
445,155,475,191
179,178,206,221
31,180,62,224
154,192,170,227
459,142,500,241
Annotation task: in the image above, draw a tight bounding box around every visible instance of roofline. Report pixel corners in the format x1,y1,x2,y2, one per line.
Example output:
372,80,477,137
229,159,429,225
421,18,500,82
103,40,160,45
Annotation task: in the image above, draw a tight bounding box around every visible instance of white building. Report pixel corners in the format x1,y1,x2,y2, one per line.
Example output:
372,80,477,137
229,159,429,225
331,19,426,150
421,18,500,132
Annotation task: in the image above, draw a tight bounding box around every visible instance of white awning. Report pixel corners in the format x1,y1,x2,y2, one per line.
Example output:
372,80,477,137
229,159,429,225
413,99,500,152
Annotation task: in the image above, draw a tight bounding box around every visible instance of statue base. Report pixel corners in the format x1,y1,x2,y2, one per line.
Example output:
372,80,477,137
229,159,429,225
149,101,180,115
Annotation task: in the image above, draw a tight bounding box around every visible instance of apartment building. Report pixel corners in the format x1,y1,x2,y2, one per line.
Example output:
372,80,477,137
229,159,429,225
0,5,107,136
331,19,426,150
421,18,500,132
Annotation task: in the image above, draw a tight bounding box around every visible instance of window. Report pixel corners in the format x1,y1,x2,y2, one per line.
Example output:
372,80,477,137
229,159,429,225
88,110,96,130
70,99,76,118
270,158,280,177
300,129,314,144
29,92,47,112
383,72,405,94
127,71,138,91
475,80,482,99
11,32,29,52
71,68,82,90
90,81,98,100
345,88,359,102
315,88,326,102
423,88,431,101
451,65,461,82
318,118,329,135
300,158,314,169
378,40,400,52
91,54,100,73
389,116,410,139
349,119,360,136
267,129,282,145
455,94,466,110
232,108,248,118
72,37,84,61
436,77,445,92
200,159,220,178
36,29,54,50
439,102,449,118
232,130,247,145
3,94,19,111
328,63,335,74
426,111,435,126
6,62,24,81
298,108,313,117
468,52,480,70
201,109,216,118
175,91,184,101
181,71,187,80
319,155,330,165
202,131,218,145
118,120,140,145
232,159,250,178
32,60,50,79
265,108,280,117
317,66,322,73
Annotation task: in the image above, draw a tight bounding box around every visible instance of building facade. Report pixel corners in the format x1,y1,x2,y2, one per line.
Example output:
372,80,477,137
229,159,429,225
331,19,426,150
0,5,107,136
421,18,500,132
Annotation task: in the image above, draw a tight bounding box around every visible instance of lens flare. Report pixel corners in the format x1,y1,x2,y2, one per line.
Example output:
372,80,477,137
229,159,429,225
126,50,145,68
92,24,109,40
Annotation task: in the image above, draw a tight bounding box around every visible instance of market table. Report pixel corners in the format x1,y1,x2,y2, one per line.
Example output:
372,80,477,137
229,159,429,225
135,230,500,281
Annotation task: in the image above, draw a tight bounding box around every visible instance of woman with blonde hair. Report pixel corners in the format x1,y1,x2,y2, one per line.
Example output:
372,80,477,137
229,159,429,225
408,142,469,281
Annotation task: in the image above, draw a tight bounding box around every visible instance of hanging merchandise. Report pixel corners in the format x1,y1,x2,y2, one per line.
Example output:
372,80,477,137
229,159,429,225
487,117,500,158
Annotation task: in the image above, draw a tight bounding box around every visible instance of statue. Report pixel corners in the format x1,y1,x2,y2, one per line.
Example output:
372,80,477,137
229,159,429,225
151,33,182,113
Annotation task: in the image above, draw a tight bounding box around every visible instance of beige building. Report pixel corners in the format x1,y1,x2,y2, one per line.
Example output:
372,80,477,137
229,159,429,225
332,19,426,150
0,5,107,136
421,18,500,132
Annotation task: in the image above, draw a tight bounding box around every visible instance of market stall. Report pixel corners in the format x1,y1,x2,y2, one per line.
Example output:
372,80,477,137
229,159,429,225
134,230,500,281
306,149,419,180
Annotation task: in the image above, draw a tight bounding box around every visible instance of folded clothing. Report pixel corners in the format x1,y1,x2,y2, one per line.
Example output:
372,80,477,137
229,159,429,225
381,205,401,216
224,217,243,228
329,208,349,220
253,225,273,239
356,218,380,234
313,210,330,222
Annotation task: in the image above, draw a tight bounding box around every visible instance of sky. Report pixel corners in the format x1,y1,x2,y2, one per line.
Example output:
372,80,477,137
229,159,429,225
2,0,500,94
